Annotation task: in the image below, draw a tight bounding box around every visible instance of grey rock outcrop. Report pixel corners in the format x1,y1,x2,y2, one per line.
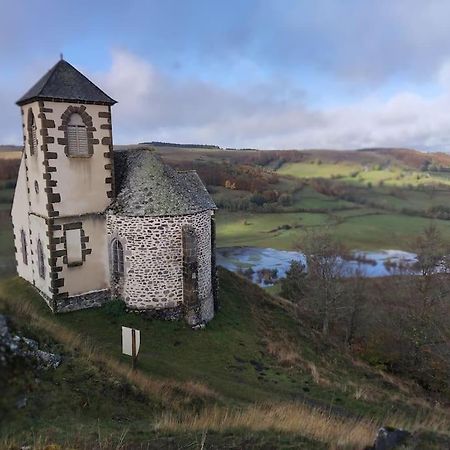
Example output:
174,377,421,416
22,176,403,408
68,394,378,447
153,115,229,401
371,427,411,450
0,314,61,369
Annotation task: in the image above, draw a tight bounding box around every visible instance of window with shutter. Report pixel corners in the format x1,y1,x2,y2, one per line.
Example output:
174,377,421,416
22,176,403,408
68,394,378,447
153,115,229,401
28,110,38,155
20,229,28,265
37,239,45,279
67,113,89,156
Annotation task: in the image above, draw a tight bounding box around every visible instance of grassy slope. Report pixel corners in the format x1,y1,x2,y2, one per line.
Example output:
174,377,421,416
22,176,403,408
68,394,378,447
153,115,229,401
2,270,450,448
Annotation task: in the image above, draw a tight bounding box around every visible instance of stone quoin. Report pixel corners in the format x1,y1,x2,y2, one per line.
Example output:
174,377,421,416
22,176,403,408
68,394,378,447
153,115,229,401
11,59,217,326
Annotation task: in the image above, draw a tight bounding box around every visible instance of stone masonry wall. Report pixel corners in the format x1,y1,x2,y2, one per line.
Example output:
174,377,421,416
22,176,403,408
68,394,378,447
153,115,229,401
106,210,214,323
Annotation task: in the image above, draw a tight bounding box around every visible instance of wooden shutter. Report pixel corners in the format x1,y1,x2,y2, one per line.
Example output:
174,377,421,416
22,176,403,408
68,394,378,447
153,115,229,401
67,112,89,156
68,125,89,156
21,229,28,265
31,124,37,153
77,126,89,154
37,239,45,279
28,110,37,155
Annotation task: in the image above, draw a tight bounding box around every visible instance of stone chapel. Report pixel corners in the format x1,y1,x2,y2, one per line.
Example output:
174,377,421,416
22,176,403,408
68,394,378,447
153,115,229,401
11,59,217,325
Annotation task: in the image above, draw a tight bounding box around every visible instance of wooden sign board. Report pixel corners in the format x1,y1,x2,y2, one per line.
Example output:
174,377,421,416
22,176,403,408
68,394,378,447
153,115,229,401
122,326,140,360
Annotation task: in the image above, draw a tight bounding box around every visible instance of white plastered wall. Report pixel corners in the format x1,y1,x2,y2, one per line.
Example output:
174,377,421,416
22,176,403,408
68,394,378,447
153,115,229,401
43,101,112,216
11,155,33,283
54,215,110,296
21,102,48,218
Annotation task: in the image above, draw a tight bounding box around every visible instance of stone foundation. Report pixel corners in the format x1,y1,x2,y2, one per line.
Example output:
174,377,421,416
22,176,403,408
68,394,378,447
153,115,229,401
39,289,111,313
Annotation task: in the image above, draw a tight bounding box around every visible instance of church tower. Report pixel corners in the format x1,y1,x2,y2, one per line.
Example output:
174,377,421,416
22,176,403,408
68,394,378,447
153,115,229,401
11,59,117,311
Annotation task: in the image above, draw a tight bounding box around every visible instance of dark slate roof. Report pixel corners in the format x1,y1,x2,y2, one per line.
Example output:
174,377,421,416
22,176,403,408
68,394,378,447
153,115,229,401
16,60,116,106
111,148,216,216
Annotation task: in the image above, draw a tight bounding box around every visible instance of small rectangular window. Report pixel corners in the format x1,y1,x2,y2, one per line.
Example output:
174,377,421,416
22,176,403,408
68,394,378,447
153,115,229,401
66,229,83,266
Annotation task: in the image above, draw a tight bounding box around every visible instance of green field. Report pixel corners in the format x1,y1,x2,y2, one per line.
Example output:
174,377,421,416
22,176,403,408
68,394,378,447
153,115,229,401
216,209,450,250
208,156,450,251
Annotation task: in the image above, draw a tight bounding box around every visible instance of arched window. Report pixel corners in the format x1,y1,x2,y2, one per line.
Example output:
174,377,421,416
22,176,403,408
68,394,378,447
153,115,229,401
37,239,45,279
67,113,89,156
20,229,28,265
111,238,124,277
27,109,37,155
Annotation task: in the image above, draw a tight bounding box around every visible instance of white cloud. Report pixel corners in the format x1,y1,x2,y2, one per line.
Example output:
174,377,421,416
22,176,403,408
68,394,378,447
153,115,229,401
91,49,450,151
3,49,450,152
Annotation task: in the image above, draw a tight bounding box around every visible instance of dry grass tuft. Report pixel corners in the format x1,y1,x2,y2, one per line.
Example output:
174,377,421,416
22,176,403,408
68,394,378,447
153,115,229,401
353,385,369,401
306,361,331,386
265,337,302,367
157,403,377,449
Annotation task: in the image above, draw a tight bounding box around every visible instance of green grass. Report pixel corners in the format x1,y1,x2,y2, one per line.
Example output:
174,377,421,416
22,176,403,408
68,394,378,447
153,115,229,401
2,271,450,447
216,211,327,249
0,271,353,406
290,186,357,211
216,209,450,251
0,272,366,448
0,271,435,414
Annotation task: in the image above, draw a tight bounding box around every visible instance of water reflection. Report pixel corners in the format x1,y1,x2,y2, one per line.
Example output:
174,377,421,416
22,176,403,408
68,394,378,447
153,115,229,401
216,247,418,287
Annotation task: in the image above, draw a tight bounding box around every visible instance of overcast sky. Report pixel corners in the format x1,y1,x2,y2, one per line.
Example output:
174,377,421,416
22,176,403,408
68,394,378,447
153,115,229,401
3,0,450,150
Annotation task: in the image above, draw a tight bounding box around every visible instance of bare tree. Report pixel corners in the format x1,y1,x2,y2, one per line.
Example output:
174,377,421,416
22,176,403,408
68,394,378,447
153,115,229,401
343,267,368,348
405,223,450,386
299,229,348,337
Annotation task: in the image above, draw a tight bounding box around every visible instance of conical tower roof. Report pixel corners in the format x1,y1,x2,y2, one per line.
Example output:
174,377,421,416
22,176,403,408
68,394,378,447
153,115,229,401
16,59,116,106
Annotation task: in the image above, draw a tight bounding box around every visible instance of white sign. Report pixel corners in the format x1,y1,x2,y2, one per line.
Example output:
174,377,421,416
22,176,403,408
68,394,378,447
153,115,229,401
122,326,140,357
